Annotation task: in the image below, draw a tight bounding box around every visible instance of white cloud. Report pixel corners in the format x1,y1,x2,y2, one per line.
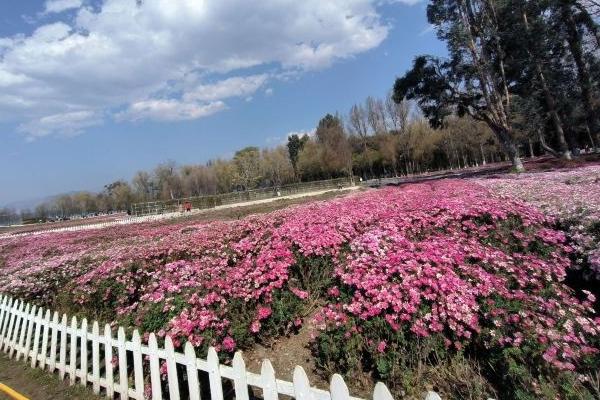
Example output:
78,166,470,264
44,0,83,14
265,88,274,96
18,110,101,139
0,0,398,138
266,128,316,146
183,75,268,102
118,100,227,122
287,129,316,138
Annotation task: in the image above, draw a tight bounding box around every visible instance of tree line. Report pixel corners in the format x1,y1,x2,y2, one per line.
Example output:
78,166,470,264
2,97,507,224
394,0,600,171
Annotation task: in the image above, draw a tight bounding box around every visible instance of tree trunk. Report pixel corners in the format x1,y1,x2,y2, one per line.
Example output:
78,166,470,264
538,129,560,157
521,6,571,159
480,143,487,165
561,0,600,150
528,138,535,158
489,122,525,171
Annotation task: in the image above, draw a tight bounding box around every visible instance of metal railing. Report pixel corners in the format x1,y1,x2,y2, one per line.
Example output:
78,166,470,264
132,178,354,217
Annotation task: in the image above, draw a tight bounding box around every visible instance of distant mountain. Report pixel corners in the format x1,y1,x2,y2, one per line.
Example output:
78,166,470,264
2,191,81,212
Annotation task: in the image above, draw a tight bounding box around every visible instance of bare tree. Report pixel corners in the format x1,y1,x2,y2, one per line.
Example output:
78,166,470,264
385,92,411,134
366,96,387,134
233,147,262,191
348,104,368,138
260,147,294,187
132,171,153,201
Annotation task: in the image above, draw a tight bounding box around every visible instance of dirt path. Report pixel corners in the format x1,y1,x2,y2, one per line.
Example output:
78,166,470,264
0,352,102,400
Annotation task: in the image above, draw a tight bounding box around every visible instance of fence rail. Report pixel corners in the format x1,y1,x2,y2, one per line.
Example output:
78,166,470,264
0,179,357,240
131,178,354,217
0,295,444,400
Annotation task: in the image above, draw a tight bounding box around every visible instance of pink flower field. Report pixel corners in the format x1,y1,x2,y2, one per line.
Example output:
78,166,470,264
477,165,600,280
1,176,599,399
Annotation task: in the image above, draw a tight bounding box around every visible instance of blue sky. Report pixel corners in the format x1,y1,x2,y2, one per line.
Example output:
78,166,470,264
0,0,444,207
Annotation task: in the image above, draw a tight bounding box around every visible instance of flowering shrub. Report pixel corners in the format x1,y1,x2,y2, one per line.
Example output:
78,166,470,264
0,178,598,399
476,165,600,280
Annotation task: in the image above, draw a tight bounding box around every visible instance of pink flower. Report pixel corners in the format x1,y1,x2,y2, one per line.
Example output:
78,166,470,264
222,336,235,352
257,306,272,320
290,287,309,300
376,341,387,353
250,320,261,333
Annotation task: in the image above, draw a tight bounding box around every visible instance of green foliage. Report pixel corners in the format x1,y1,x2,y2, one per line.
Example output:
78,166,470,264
289,251,335,299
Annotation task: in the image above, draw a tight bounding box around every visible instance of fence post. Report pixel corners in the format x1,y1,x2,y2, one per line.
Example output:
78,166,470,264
260,359,278,400
184,342,200,400
131,330,145,400
148,333,161,400
92,321,100,394
232,352,249,400
104,324,115,398
30,307,44,367
80,318,88,386
165,336,180,400
69,316,78,385
39,309,51,370
117,327,129,399
207,347,224,400
59,314,68,380
49,311,59,372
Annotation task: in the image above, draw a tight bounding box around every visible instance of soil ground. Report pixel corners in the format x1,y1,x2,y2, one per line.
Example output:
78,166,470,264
0,352,102,400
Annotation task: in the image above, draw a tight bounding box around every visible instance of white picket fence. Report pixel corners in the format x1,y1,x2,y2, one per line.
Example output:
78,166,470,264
0,295,443,400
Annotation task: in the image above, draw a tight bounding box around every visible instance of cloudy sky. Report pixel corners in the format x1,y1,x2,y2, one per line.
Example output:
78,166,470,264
0,0,444,206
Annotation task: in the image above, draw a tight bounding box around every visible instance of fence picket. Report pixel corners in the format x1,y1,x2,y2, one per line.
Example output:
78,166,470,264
373,383,393,400
117,327,129,399
2,299,18,352
17,306,37,362
1,298,14,350
131,330,145,400
293,366,313,400
49,311,59,372
232,352,249,400
7,301,25,358
15,303,31,359
261,359,279,400
148,333,162,400
0,296,7,337
330,374,350,400
207,347,224,400
165,336,180,400
80,318,88,386
59,314,68,380
104,324,115,398
92,321,100,394
40,309,51,369
69,316,78,384
184,342,201,400
30,307,44,367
